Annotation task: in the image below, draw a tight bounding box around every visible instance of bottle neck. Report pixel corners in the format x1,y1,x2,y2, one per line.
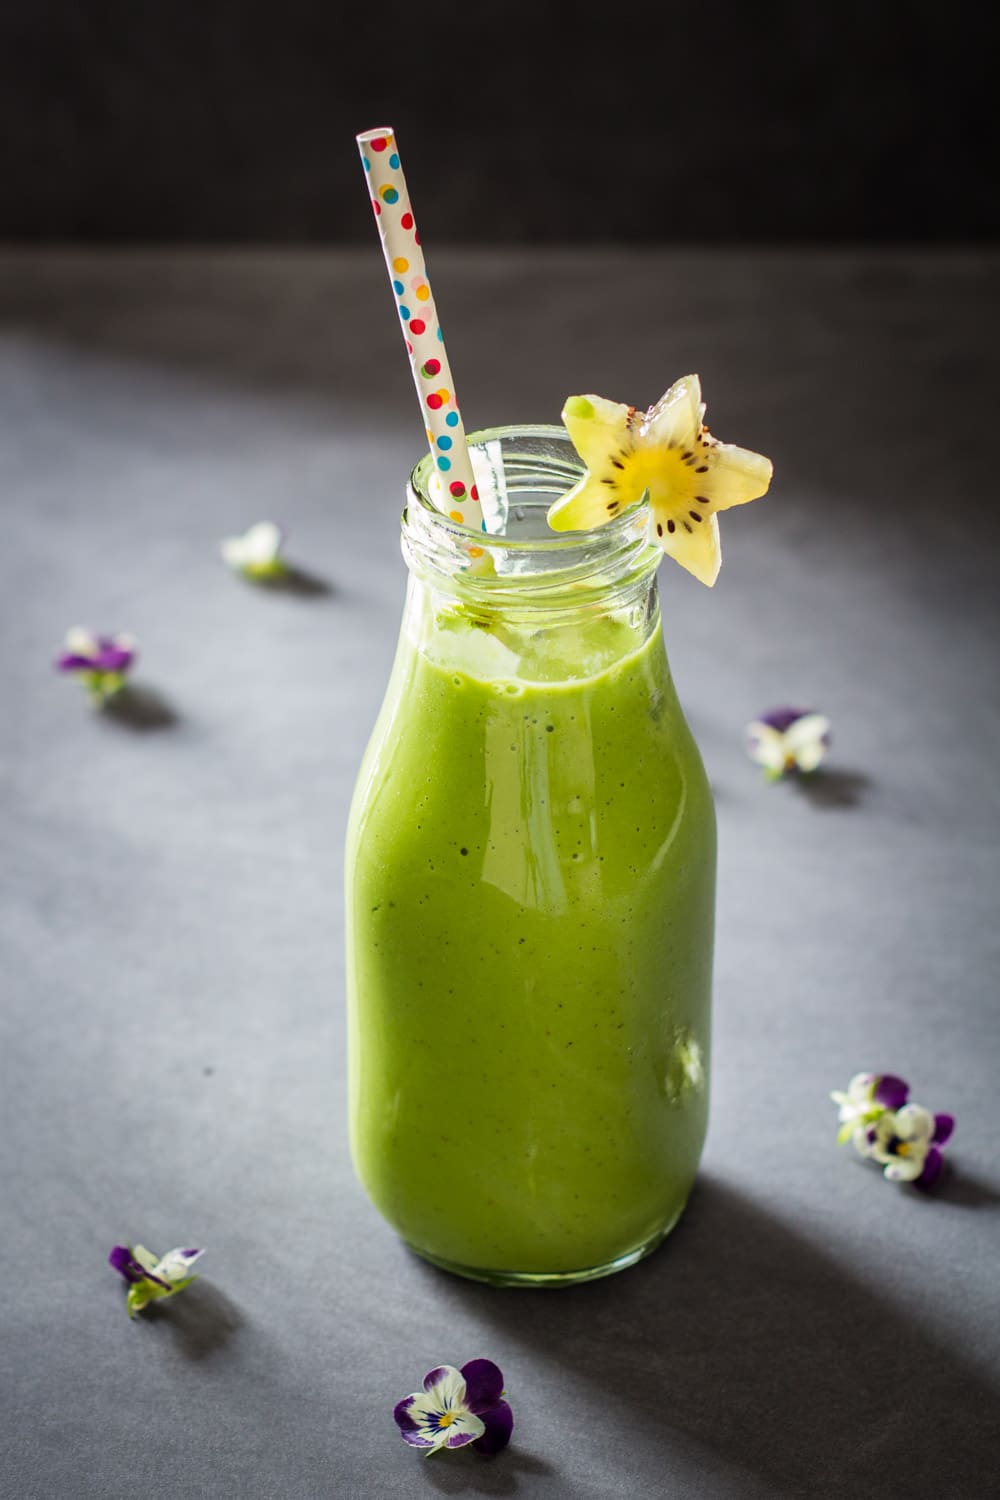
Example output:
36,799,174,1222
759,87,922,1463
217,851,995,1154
401,425,661,629
400,426,663,682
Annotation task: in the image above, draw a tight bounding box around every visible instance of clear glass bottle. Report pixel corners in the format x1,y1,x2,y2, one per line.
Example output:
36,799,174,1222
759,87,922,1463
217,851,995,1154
345,427,716,1286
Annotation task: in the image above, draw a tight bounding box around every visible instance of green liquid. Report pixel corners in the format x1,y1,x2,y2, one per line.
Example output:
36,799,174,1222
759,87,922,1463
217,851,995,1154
346,602,715,1281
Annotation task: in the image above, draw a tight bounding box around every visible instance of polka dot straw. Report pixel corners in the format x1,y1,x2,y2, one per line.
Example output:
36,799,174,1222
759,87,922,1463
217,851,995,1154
356,127,486,546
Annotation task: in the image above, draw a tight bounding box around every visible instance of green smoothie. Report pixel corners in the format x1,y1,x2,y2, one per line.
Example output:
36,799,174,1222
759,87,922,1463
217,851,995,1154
346,580,716,1281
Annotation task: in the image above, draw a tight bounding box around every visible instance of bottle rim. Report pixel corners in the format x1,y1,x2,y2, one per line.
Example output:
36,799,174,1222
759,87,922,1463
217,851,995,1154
403,425,659,606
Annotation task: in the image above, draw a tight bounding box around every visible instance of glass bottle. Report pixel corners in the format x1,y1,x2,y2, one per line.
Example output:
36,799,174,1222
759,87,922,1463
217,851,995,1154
345,427,715,1286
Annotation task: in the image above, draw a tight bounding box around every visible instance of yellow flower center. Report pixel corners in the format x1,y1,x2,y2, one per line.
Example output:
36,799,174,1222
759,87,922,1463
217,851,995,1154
438,1412,455,1428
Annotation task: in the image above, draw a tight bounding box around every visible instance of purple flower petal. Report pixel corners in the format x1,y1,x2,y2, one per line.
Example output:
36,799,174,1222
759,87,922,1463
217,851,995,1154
445,1426,481,1449
759,707,812,734
398,1427,435,1449
56,653,97,672
393,1397,423,1438
915,1146,944,1191
873,1075,909,1110
108,1246,145,1284
422,1366,454,1394
460,1359,504,1415
932,1113,955,1145
108,1245,171,1289
473,1400,514,1456
92,641,135,672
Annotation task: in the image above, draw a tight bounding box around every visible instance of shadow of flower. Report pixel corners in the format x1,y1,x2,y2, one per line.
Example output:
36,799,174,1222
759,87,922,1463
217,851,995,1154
420,1447,554,1497
793,766,871,810
241,565,333,598
102,683,180,731
142,1280,243,1361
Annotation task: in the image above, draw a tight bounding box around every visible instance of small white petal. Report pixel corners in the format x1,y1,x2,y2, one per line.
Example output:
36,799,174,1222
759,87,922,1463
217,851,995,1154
221,536,250,568
847,1073,876,1102
241,522,283,564
154,1248,204,1283
883,1156,925,1182
131,1245,160,1275
783,713,831,753
792,739,828,773
423,1367,468,1412
746,723,787,772
894,1103,935,1145
64,626,98,656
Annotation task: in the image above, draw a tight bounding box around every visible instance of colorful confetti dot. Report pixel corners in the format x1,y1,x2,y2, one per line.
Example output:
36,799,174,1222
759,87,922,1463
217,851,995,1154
471,484,480,502
372,200,380,215
401,212,414,230
437,436,453,451
449,481,467,498
392,279,404,294
399,305,410,320
437,456,452,471
469,545,484,558
445,411,459,427
416,285,430,302
420,358,441,378
437,327,443,341
379,185,399,204
362,156,371,172
410,318,426,335
393,257,409,273
388,152,400,168
435,388,451,406
371,137,388,152
415,232,421,245
449,510,464,523
426,392,443,410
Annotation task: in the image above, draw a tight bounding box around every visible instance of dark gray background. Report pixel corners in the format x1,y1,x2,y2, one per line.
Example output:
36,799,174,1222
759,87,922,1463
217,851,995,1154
1,247,999,1497
1,0,996,242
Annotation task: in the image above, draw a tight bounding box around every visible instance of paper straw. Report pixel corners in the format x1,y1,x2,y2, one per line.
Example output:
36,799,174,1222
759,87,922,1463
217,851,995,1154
356,126,485,541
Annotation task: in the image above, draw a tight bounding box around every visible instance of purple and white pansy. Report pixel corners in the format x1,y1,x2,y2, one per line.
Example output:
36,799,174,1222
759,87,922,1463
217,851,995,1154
394,1360,513,1456
55,628,137,701
831,1071,910,1148
109,1244,203,1318
220,521,287,579
745,706,831,779
832,1073,954,1190
866,1105,955,1189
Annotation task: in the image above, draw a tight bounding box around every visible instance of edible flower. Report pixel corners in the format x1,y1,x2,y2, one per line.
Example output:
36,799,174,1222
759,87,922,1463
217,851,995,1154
55,628,137,702
393,1360,513,1456
745,707,831,778
548,374,772,586
109,1244,203,1318
831,1072,910,1147
866,1105,955,1189
220,521,287,579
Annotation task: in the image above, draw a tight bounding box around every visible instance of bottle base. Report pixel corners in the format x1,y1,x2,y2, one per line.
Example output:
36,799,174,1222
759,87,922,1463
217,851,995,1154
404,1201,687,1288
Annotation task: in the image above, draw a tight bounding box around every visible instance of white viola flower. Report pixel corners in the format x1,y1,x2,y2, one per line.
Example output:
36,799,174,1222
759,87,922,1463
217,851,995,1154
55,628,137,702
108,1243,204,1318
745,707,832,779
394,1360,513,1455
220,521,287,579
831,1072,910,1149
868,1104,955,1189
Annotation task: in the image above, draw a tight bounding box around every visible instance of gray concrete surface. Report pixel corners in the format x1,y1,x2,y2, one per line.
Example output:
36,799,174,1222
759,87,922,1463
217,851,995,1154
1,249,998,1499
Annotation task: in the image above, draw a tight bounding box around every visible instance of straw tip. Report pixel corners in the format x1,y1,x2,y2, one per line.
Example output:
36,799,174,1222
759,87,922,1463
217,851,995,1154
356,125,395,147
